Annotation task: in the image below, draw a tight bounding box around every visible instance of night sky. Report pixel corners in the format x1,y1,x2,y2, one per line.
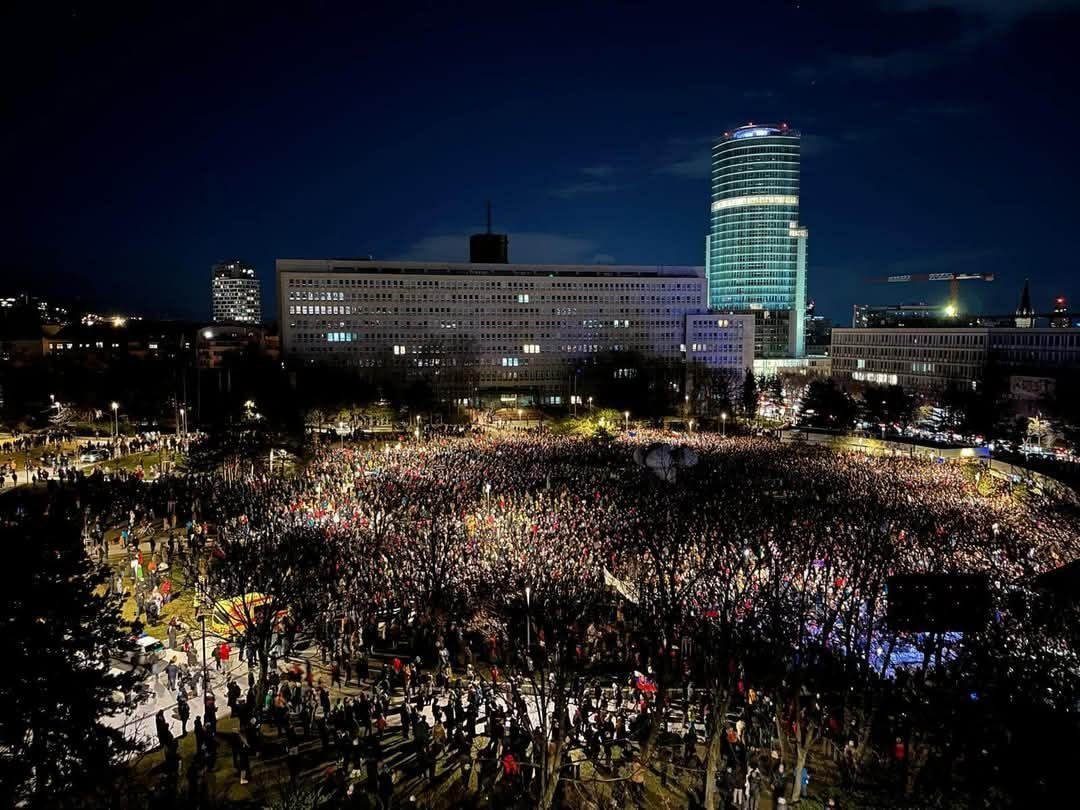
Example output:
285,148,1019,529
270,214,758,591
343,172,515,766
3,0,1079,324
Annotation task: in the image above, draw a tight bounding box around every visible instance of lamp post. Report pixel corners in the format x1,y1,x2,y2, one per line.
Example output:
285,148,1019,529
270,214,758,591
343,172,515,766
525,586,531,651
111,401,119,439
721,412,728,438
684,393,690,418
624,410,630,432
689,419,694,434
200,613,209,692
588,396,593,413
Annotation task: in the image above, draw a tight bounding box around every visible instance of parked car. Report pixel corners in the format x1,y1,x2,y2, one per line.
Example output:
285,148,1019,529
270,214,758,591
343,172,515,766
111,634,167,676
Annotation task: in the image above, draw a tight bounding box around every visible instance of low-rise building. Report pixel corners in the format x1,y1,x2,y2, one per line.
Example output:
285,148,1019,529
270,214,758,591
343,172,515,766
830,327,1080,392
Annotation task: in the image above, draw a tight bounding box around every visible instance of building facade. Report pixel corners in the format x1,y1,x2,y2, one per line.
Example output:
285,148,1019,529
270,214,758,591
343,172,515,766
196,324,279,369
1050,296,1074,328
831,327,1080,392
706,123,807,358
277,259,754,403
212,261,261,323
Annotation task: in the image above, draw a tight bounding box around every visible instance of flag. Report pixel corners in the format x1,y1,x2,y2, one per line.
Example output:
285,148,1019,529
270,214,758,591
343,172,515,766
603,568,640,604
634,673,657,693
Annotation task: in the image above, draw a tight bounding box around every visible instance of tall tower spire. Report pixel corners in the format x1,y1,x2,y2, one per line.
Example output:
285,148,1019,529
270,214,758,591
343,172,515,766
1014,278,1034,328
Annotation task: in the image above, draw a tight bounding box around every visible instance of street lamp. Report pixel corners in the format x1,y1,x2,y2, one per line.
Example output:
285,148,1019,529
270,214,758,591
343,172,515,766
588,396,593,412
689,419,694,434
111,401,119,438
721,412,728,438
200,613,209,692
684,393,690,417
525,586,531,651
624,410,630,431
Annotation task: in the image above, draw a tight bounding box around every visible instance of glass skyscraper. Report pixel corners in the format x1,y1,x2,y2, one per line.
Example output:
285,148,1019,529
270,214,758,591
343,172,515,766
706,124,807,357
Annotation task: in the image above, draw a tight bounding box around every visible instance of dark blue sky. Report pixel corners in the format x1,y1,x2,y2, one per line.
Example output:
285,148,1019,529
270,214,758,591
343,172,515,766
3,0,1079,324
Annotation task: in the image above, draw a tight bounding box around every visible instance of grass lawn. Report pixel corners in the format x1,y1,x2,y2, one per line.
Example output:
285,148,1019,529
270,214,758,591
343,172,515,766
0,437,82,469
100,449,186,475
107,531,197,636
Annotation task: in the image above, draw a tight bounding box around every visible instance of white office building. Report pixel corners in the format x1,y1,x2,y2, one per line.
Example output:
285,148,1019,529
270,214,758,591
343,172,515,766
277,258,754,403
212,260,261,323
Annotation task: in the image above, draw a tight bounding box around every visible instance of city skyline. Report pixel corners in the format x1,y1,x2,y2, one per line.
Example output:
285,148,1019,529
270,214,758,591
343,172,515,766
3,2,1079,325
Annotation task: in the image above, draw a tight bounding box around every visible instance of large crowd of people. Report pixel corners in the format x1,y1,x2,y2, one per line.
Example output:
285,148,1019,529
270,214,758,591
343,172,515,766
12,426,1080,807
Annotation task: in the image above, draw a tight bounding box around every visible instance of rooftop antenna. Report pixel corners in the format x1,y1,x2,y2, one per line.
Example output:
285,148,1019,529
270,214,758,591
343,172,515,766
470,200,508,263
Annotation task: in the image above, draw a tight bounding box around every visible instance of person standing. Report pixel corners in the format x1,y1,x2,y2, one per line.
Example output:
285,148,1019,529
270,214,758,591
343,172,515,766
193,716,205,756
219,641,231,671
745,765,762,810
166,660,179,693
177,693,190,735
204,690,218,736
234,734,251,786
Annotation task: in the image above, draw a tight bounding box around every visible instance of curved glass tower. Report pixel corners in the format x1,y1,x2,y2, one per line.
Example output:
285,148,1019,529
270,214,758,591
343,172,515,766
707,124,807,357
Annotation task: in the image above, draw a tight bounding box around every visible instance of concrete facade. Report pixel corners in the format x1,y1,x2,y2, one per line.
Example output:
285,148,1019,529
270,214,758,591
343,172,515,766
277,259,754,402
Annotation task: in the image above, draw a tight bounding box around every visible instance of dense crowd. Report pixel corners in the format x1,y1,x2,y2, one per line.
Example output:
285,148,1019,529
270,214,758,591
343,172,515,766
15,428,1080,806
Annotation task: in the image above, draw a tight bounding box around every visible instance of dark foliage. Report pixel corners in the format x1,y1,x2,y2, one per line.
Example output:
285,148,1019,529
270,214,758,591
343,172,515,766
0,503,141,807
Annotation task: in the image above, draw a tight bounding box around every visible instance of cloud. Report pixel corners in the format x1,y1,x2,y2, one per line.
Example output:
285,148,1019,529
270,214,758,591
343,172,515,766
795,32,987,82
656,154,712,180
550,181,625,199
654,135,717,180
401,234,472,262
795,0,1076,83
550,165,625,198
402,232,609,265
799,134,834,157
880,0,1076,22
885,248,1003,276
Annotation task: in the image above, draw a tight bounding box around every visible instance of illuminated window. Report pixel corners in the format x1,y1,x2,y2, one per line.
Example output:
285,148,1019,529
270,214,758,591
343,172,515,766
710,194,799,212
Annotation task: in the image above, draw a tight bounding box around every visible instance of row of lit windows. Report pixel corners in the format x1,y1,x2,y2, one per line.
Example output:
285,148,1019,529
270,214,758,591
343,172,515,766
286,276,700,291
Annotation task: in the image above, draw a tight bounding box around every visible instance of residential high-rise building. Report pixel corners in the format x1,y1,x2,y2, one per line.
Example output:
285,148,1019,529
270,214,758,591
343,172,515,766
211,260,261,323
706,123,807,358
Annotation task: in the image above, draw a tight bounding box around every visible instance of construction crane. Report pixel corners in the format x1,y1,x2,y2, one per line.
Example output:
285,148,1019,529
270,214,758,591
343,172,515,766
865,272,995,315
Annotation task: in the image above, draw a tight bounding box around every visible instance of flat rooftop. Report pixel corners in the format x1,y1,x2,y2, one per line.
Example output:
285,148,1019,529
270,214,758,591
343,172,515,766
277,258,704,280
